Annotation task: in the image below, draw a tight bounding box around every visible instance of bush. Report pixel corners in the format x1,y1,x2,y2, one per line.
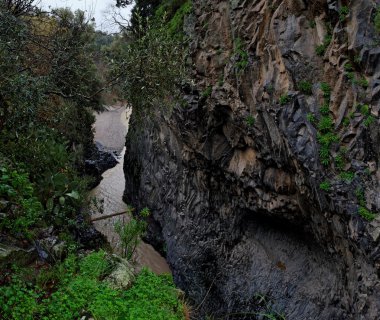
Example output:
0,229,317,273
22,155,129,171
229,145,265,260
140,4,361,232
318,116,334,132
320,82,331,99
319,180,331,191
0,252,185,320
320,102,330,115
339,171,355,183
339,6,349,22
307,113,316,123
316,35,332,56
0,165,43,237
114,208,149,259
298,80,312,95
358,206,376,221
246,114,255,127
234,37,249,72
279,94,290,105
375,8,380,33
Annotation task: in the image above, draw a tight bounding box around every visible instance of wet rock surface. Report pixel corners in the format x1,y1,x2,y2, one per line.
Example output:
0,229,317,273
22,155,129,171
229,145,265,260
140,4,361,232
84,143,118,187
124,1,380,319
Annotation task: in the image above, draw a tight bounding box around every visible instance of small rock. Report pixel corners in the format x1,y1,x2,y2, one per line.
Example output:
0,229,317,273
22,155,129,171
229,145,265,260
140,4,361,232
0,243,36,267
106,255,135,290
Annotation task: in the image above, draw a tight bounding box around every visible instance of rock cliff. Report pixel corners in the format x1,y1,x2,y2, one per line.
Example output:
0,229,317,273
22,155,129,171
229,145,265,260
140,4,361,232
124,0,380,318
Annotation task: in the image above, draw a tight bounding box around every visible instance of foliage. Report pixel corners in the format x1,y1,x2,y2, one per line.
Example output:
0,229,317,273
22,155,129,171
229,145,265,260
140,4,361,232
355,77,369,88
358,206,376,221
339,171,355,183
364,115,375,127
342,117,350,126
233,37,249,72
344,63,353,72
316,34,332,56
114,207,149,259
122,268,184,320
319,180,331,191
375,7,380,33
358,104,369,116
107,12,187,123
0,252,184,320
320,102,330,115
306,113,316,123
357,104,375,127
339,6,349,22
201,86,212,99
279,94,290,105
320,82,331,99
355,187,376,221
165,0,192,35
79,250,111,279
0,165,43,237
0,277,40,320
0,5,102,237
317,132,338,166
298,80,312,95
318,116,334,132
334,155,344,171
246,114,255,127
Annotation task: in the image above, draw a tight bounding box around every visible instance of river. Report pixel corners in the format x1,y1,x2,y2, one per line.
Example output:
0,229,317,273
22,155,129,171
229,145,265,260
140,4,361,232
89,105,171,274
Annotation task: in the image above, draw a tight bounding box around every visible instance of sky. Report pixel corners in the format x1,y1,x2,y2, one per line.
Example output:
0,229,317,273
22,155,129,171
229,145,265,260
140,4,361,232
38,0,133,33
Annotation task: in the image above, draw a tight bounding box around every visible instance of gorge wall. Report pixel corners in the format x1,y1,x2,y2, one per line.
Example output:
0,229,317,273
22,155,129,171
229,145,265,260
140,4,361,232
124,0,380,318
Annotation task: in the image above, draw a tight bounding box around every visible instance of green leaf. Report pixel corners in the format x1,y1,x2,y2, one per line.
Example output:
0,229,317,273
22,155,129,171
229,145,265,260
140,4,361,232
66,191,79,200
59,196,65,206
47,198,54,211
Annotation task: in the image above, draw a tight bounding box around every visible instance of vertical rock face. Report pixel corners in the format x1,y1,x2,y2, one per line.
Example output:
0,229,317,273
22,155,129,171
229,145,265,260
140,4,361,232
124,1,380,318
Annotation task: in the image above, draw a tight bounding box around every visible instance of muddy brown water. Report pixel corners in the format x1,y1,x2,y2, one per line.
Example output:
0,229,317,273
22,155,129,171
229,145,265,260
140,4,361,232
89,106,171,274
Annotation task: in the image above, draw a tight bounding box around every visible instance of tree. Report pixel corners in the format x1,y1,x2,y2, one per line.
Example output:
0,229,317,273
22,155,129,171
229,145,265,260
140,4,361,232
106,13,187,123
1,0,35,16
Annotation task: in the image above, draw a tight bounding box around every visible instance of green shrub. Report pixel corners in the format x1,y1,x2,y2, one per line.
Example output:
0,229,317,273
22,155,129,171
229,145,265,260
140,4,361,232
79,250,111,279
307,113,316,123
316,44,326,56
316,34,332,56
339,6,349,21
320,82,331,99
279,94,290,105
334,155,345,170
344,62,353,72
0,165,43,237
319,145,331,165
166,0,193,35
342,117,350,126
0,252,185,320
359,104,370,116
114,207,149,259
320,102,330,115
319,181,331,191
317,132,339,146
246,114,255,127
201,86,212,99
346,71,355,81
298,80,312,95
355,187,366,206
318,116,334,132
358,206,376,221
0,277,40,320
122,268,184,320
364,115,375,127
234,37,249,72
339,171,355,183
375,8,380,33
